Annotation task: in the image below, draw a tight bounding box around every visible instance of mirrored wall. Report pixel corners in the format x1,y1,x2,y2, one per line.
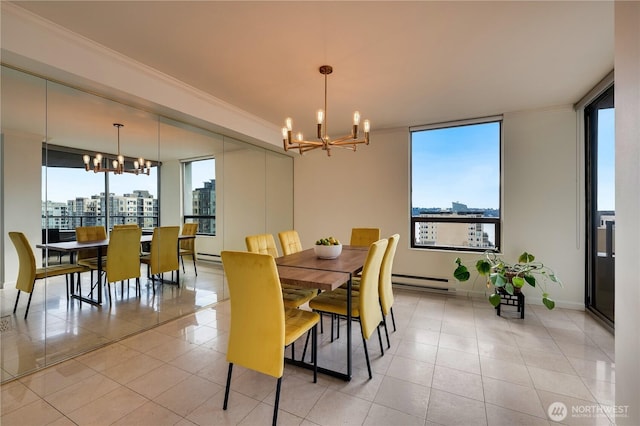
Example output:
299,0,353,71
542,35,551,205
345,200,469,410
0,64,293,383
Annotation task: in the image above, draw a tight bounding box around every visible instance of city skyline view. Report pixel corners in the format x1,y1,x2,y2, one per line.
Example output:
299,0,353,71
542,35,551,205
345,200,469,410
41,161,214,203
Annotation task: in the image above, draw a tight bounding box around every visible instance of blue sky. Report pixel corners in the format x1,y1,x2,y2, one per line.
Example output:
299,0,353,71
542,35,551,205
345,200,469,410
597,108,615,211
43,158,215,202
411,122,500,210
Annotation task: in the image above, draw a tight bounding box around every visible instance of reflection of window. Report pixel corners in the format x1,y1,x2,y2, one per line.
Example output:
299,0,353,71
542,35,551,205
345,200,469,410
410,118,502,251
42,145,159,233
183,158,215,235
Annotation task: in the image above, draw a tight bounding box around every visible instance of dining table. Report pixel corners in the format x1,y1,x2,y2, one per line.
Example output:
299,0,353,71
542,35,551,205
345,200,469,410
37,234,195,306
275,245,369,381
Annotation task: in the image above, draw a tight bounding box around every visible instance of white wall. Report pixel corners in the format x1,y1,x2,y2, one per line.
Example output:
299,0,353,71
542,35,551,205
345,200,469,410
2,130,45,286
294,107,584,309
614,1,640,423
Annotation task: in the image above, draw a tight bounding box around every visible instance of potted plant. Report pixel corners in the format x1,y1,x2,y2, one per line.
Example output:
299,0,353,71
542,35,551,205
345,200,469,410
453,251,562,310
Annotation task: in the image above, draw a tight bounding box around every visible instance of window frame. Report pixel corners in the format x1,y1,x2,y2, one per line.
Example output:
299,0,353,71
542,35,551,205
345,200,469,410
410,116,503,252
182,157,216,236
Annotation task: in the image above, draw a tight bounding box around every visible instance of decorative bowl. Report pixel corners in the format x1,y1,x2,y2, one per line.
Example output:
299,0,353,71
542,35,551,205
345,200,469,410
314,243,343,259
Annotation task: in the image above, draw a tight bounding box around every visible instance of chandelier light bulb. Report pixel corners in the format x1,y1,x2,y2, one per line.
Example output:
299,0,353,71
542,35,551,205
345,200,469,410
96,153,102,163
285,117,293,131
117,154,124,165
364,119,370,133
317,110,324,124
112,159,118,169
296,132,303,141
134,160,139,169
83,154,90,164
353,111,361,126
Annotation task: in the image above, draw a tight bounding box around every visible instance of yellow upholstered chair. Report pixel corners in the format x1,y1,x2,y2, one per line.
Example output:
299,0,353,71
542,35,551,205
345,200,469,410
104,226,143,304
278,230,303,256
334,234,400,349
76,225,108,269
350,227,381,247
221,250,319,426
245,233,317,309
140,226,180,287
9,232,87,318
179,222,198,275
309,238,388,379
112,223,139,230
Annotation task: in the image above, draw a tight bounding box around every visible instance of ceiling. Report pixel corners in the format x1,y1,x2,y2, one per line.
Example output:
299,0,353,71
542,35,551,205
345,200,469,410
10,1,614,144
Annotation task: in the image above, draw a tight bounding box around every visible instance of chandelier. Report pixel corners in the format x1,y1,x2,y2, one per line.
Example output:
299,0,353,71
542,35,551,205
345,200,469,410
282,65,370,157
82,123,151,175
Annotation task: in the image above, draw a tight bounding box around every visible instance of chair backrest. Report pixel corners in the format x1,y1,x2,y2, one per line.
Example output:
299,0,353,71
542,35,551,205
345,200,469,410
9,232,37,293
105,227,142,283
76,226,107,261
278,230,302,256
180,223,198,251
379,234,400,315
221,250,285,378
245,233,279,258
358,238,388,340
113,224,139,230
148,226,180,275
350,228,381,247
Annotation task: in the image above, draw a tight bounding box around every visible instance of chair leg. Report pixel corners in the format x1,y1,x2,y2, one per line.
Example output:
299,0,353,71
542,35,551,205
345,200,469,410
192,256,197,276
361,325,372,380
24,292,34,319
377,324,384,356
107,283,112,305
312,324,318,383
65,275,70,301
223,363,233,410
273,376,282,426
302,330,311,362
380,305,390,349
390,307,397,332
181,256,186,273
13,290,21,313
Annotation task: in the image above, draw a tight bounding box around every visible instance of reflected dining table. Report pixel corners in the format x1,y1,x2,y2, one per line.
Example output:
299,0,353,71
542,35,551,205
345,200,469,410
37,234,195,306
276,245,368,381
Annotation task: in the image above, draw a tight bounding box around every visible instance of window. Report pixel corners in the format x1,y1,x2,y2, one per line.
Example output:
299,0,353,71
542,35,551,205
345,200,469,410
42,145,159,235
410,117,502,251
183,158,216,235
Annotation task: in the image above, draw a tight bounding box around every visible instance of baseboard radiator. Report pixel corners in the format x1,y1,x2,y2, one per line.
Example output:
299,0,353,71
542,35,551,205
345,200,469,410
196,252,222,264
391,273,454,294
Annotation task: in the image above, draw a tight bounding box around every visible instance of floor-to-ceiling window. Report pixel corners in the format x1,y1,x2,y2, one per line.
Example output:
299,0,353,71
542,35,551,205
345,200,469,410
586,84,615,326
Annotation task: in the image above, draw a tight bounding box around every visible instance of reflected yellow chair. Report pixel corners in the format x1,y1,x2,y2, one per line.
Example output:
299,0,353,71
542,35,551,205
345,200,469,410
76,225,108,269
104,227,143,304
140,226,180,288
179,223,198,275
278,230,303,256
112,224,139,230
221,250,319,426
350,227,381,247
309,238,388,379
245,233,317,308
9,232,87,319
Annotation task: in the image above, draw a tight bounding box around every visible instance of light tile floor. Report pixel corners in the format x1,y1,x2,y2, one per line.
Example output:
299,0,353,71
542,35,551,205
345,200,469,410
1,289,616,425
1,261,226,382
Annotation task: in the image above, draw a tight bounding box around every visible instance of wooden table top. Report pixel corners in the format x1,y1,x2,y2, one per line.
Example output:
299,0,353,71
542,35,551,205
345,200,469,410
277,265,349,292
275,246,368,275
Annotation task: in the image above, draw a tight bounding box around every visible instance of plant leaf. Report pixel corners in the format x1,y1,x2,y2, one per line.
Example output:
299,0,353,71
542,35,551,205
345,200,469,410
542,297,555,310
453,265,470,281
524,274,536,287
489,293,501,307
476,259,492,275
512,276,525,288
505,282,514,295
518,252,535,263
493,273,506,288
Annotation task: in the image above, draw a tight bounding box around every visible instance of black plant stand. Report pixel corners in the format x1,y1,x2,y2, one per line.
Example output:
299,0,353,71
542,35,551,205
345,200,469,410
495,290,525,319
